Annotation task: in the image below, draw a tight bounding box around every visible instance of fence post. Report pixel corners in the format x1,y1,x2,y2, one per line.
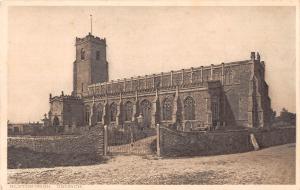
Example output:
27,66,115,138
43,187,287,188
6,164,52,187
156,124,161,157
104,125,108,156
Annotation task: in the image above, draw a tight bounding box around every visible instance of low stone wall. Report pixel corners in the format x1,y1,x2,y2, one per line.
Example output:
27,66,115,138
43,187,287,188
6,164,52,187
159,126,295,157
8,125,104,155
253,127,296,148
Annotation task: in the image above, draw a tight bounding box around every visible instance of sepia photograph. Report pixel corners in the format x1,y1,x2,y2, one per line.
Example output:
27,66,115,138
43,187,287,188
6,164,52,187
4,3,297,187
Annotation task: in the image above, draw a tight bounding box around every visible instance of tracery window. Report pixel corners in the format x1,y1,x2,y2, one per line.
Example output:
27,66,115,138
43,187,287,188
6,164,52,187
124,101,133,121
184,96,195,120
162,98,172,120
140,99,152,127
110,102,117,122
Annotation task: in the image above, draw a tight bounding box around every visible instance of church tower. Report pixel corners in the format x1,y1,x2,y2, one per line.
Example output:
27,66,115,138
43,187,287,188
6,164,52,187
73,32,108,97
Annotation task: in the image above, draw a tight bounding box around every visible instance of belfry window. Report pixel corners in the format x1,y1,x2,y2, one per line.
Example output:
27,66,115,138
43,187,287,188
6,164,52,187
81,48,85,60
96,51,100,60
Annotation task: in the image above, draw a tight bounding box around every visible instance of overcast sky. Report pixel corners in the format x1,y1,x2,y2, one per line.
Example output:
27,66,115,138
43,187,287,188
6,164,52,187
8,6,295,122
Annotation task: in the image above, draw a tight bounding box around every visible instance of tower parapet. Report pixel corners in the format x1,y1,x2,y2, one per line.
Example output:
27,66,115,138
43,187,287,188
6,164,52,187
49,93,82,103
75,33,106,46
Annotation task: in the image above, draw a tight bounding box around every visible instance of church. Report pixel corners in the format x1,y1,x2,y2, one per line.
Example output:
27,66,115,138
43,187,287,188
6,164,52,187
45,32,272,131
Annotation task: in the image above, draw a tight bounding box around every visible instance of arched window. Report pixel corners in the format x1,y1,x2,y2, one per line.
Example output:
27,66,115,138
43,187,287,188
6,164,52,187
96,104,103,122
140,99,152,127
53,116,60,126
84,105,90,124
162,98,172,120
124,101,133,121
184,96,195,120
110,102,117,122
81,48,85,60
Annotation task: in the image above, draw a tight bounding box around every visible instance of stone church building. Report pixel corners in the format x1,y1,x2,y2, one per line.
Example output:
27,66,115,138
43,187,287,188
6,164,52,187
46,32,272,131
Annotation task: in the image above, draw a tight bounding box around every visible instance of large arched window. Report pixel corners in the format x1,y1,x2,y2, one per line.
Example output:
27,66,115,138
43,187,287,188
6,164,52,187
110,102,117,122
124,101,133,121
140,99,152,127
162,98,172,120
81,48,85,60
84,105,91,124
53,116,60,126
184,96,195,120
96,104,103,122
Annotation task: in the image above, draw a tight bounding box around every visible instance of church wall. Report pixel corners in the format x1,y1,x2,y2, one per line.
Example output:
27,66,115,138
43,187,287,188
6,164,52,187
178,90,208,126
50,100,63,125
84,87,216,131
82,59,272,129
253,61,272,127
62,100,84,126
223,62,253,127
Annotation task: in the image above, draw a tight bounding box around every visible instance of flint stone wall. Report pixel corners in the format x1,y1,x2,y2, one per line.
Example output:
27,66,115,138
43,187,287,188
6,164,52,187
253,127,295,148
159,126,295,157
7,125,104,155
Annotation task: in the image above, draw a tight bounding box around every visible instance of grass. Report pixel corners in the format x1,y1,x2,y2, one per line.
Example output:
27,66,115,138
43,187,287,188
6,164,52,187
8,146,106,169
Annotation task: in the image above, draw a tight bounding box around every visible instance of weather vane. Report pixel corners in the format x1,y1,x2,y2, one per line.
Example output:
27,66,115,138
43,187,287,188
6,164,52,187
90,14,93,34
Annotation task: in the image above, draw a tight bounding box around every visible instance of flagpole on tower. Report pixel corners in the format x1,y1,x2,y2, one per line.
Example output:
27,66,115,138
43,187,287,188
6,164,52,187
90,14,93,35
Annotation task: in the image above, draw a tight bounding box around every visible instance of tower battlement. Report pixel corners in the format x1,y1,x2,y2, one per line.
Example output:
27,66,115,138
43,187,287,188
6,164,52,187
49,92,82,103
75,32,106,45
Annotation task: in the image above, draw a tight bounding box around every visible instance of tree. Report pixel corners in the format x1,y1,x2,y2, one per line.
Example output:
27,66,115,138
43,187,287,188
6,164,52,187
278,108,296,126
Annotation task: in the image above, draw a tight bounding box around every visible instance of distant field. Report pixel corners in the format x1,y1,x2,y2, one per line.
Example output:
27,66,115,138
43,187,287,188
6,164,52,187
8,143,295,184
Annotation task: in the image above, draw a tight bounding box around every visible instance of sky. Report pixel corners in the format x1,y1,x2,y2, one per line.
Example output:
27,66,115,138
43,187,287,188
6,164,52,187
7,6,296,122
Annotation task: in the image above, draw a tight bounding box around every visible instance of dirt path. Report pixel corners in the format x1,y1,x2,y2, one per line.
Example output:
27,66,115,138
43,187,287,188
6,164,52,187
108,135,156,155
8,143,295,184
